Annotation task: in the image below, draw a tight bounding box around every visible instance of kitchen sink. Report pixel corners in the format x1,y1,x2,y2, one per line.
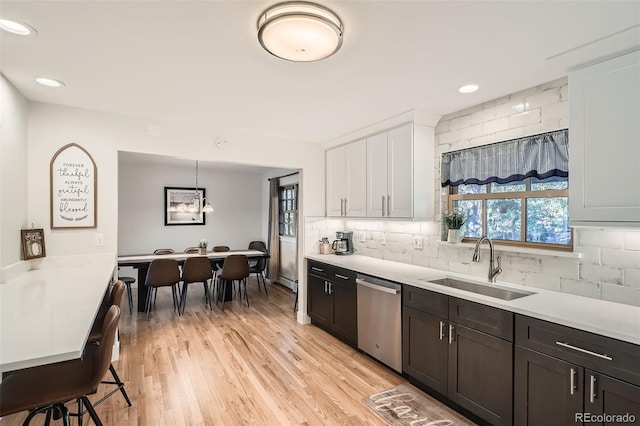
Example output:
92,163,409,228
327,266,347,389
419,277,534,301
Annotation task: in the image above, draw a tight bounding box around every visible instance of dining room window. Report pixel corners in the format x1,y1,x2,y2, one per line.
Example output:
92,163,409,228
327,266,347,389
279,184,297,237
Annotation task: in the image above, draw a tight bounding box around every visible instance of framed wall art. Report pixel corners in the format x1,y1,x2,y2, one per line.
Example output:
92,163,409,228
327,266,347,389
21,228,46,260
50,143,97,229
164,187,206,226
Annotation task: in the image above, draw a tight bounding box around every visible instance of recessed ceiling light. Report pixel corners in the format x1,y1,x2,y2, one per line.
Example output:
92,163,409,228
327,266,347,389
0,17,37,36
35,77,65,87
459,84,479,94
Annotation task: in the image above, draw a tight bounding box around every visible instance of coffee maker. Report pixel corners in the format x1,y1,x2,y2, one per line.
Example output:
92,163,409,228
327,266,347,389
332,231,354,255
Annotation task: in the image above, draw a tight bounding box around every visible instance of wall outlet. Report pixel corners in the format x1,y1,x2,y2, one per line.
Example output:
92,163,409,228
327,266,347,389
381,233,387,245
358,231,366,243
95,233,104,247
414,236,423,249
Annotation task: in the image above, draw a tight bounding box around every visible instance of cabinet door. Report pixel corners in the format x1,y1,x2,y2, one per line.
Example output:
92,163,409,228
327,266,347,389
402,306,448,395
514,346,583,426
584,370,640,425
345,139,367,217
330,279,357,346
326,145,346,216
448,323,513,425
307,274,332,329
387,123,413,218
569,50,640,226
366,132,388,217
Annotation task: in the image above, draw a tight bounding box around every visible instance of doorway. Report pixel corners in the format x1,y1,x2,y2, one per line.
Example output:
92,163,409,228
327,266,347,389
277,183,298,289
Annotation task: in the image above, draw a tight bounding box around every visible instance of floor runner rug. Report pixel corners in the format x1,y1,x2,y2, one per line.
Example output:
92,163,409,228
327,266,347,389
362,382,477,425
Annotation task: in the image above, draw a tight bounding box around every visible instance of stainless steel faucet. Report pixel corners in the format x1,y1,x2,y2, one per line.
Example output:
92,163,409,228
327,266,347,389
472,236,502,283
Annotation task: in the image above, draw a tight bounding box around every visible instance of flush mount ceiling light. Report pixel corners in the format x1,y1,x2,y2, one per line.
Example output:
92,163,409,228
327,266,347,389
459,83,479,94
0,16,37,36
257,1,343,62
35,77,65,87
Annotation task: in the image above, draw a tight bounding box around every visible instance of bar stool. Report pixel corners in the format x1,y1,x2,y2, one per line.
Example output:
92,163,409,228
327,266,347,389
117,275,136,314
0,306,121,426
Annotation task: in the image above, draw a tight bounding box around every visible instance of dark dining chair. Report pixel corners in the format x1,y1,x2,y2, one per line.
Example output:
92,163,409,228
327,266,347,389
248,241,268,296
211,245,230,282
153,248,175,255
184,247,199,254
215,254,250,311
180,256,213,314
0,306,122,426
144,258,181,319
84,281,131,420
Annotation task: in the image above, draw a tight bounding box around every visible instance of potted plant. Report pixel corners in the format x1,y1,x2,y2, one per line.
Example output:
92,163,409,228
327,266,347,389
443,209,466,243
198,239,208,254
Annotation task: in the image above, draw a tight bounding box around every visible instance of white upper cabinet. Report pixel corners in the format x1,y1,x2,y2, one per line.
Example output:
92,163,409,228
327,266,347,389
366,123,434,219
326,139,366,217
569,50,640,227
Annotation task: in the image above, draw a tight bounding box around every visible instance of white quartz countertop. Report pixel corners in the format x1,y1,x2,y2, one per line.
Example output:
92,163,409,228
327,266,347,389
306,254,640,346
0,262,115,372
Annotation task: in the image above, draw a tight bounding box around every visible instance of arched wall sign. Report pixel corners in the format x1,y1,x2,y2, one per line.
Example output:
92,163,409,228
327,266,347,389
50,143,97,229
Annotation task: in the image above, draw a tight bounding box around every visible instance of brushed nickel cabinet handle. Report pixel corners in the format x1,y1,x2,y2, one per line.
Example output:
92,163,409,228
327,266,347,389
590,375,597,403
387,195,391,216
334,274,349,280
556,341,613,360
570,368,576,395
344,198,347,216
381,195,386,217
311,266,323,273
439,321,445,340
448,324,455,344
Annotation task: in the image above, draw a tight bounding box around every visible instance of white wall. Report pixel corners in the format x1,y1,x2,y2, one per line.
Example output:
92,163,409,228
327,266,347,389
22,102,323,314
308,78,640,307
118,159,264,254
0,74,29,268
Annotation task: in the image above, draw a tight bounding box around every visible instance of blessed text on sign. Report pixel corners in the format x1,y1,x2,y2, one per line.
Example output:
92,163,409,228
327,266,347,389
50,143,97,229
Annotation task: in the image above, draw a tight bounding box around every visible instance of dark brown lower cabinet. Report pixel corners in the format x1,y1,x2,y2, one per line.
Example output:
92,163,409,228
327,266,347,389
449,324,513,425
402,288,513,425
515,346,583,425
515,315,640,426
403,306,448,394
306,260,357,347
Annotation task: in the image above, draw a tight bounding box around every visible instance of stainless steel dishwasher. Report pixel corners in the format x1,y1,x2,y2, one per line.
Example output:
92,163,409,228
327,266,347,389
356,273,402,372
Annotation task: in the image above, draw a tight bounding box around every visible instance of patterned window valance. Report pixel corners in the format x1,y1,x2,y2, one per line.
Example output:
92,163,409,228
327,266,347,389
441,129,569,187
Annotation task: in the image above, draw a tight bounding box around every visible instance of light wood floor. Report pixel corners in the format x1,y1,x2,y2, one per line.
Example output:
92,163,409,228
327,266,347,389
0,278,464,425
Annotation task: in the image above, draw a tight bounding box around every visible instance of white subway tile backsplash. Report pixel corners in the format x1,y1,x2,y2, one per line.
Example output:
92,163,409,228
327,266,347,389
574,245,601,264
624,269,640,288
524,273,561,291
412,256,430,268
560,83,568,101
498,270,526,285
460,123,485,140
494,127,525,142
483,117,511,134
482,95,511,109
510,109,541,127
389,242,407,253
543,101,568,122
449,261,472,274
507,256,543,274
624,232,640,251
525,89,561,109
449,115,472,131
541,258,580,278
471,107,497,125
601,248,640,268
560,278,601,298
601,283,640,307
578,229,624,249
439,130,461,145
579,264,623,285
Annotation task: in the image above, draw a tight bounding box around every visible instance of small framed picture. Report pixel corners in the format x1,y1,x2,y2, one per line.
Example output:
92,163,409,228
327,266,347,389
164,187,206,226
21,228,46,260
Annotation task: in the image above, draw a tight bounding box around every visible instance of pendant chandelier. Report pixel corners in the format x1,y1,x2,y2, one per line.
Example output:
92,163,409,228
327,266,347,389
190,160,214,214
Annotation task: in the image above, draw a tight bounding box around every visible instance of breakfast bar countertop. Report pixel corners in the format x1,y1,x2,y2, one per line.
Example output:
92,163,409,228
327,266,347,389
306,254,640,346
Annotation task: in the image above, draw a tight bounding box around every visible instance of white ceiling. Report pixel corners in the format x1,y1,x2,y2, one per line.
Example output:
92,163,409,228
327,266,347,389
2,1,639,145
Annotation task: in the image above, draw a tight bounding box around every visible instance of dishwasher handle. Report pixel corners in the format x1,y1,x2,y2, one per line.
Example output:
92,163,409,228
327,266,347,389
356,278,400,295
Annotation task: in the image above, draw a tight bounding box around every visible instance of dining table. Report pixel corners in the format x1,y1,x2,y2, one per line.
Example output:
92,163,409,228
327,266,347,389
0,262,115,373
117,250,270,312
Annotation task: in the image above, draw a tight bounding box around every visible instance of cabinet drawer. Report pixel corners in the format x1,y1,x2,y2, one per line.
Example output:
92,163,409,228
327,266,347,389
307,260,333,279
403,285,448,318
449,298,513,342
331,267,356,286
515,315,640,386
